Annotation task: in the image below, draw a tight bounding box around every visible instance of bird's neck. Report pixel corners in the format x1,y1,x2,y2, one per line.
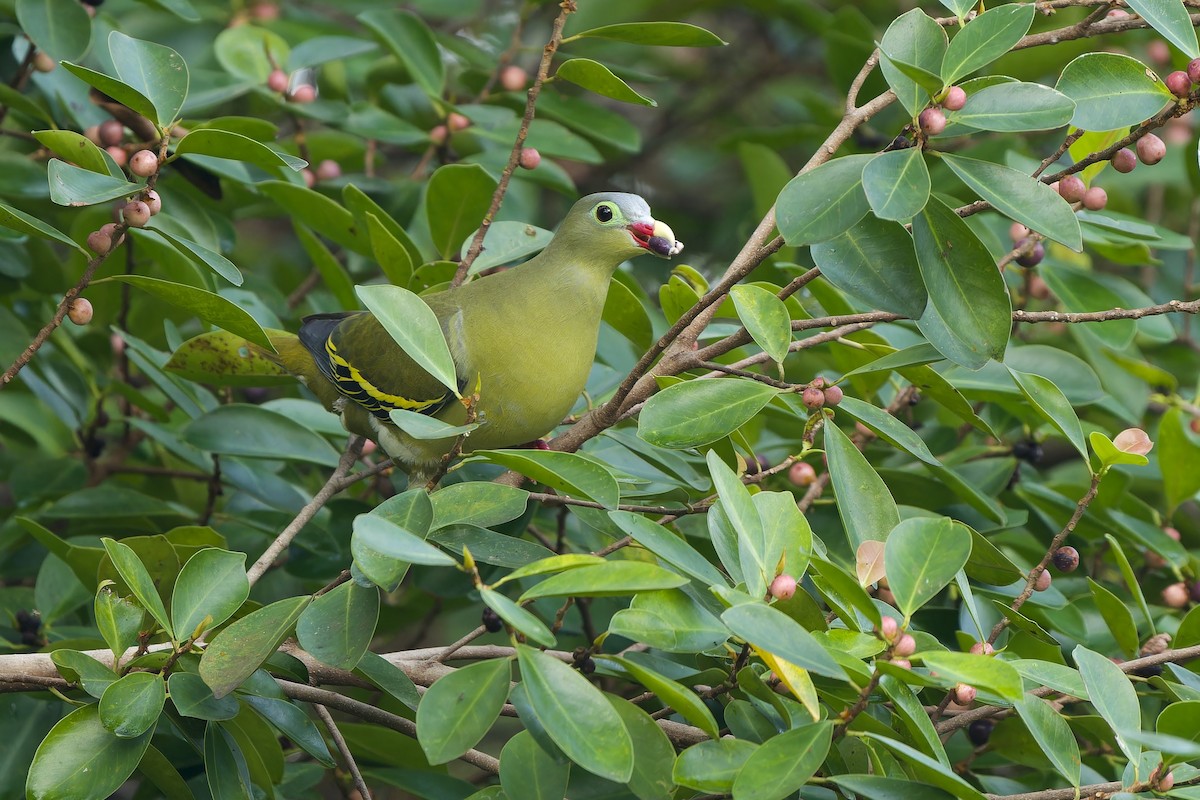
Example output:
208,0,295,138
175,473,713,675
516,240,621,313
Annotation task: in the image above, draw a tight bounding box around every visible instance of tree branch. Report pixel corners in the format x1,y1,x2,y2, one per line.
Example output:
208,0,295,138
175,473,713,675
313,702,373,799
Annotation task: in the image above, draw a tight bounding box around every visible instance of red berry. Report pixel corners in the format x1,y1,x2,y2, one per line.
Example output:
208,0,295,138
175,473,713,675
1052,546,1080,572
86,229,112,255
769,574,797,600
1166,70,1191,98
954,683,977,705
289,84,316,103
105,146,127,168
1034,570,1052,591
122,200,151,227
802,387,825,410
943,86,967,111
822,385,844,406
315,159,341,181
919,107,946,136
1058,175,1086,202
448,112,470,131
1112,148,1137,173
788,461,816,486
500,65,527,92
267,69,289,93
519,148,541,170
894,634,917,657
68,297,93,325
144,190,162,215
1082,187,1108,210
129,149,158,177
99,120,124,147
1136,133,1166,165
1162,582,1189,608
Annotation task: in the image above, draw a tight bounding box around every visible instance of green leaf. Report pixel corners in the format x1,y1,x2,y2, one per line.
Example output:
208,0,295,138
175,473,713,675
417,658,511,764
259,181,368,256
1127,0,1199,59
829,776,956,800
358,8,445,98
171,548,249,640
203,723,253,800
673,739,758,793
913,196,1011,368
516,645,634,782
777,155,872,246
555,58,656,106
430,482,528,529
500,730,570,800
200,596,312,699
729,284,791,364
165,330,291,387
609,511,728,587
862,147,930,222
884,517,971,619
352,513,457,591
1157,701,1200,748
101,538,173,639
60,62,158,127
102,275,275,351
389,408,479,440
610,656,720,740
95,585,144,662
50,649,118,698
1011,660,1088,699
459,220,552,277
295,224,357,310
184,404,340,465
941,4,1035,83
425,163,497,261
731,721,833,800
365,211,414,286
17,0,91,61
296,580,378,669
109,32,189,126
568,21,726,47
1159,408,1200,512
33,130,113,176
837,396,938,465
519,560,687,601
239,695,335,767
470,449,620,508
861,734,986,800
1007,367,1088,463
603,277,653,350
1088,578,1139,658
879,9,948,116
638,378,779,449
811,216,928,318
47,159,134,207
707,450,772,598
99,672,165,738
939,153,1081,251
948,82,1075,132
343,183,423,267
354,651,420,710
147,228,243,286
721,603,846,680
1074,645,1142,763
174,129,306,171
286,36,378,71
824,421,900,551
918,651,1022,700
356,283,461,397
168,672,239,721
25,704,154,800
1056,53,1173,131
479,587,555,647
610,588,729,653
0,199,87,254
1038,264,1135,349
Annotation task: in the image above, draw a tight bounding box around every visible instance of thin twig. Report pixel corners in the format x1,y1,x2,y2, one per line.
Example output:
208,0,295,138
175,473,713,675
313,703,373,800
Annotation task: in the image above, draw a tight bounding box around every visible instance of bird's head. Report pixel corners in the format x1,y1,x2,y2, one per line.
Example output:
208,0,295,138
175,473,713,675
562,192,684,262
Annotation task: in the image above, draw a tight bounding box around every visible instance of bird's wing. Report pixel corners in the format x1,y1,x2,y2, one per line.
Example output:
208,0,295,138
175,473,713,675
298,311,457,421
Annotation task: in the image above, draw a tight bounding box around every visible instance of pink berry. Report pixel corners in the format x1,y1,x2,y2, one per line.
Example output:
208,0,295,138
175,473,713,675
1009,222,1030,242
301,169,316,188
919,107,946,136
144,190,162,215
891,658,911,670
1107,8,1129,18
1082,187,1108,210
802,387,825,410
1112,148,1137,173
879,616,899,642
500,65,527,92
788,461,816,487
33,51,56,73
105,146,127,168
68,297,93,325
1165,527,1182,541
429,125,448,146
361,439,377,456
86,229,112,255
518,147,541,170
1162,582,1189,608
1166,70,1191,98
289,84,316,103
1160,772,1175,791
1149,41,1173,67
447,112,470,131
316,159,341,181
98,223,124,249
1029,275,1051,300
1034,569,1052,591
822,385,844,406
267,69,289,93
954,683,977,705
122,200,151,227
1058,175,1086,203
1189,59,1200,85
894,634,916,657
969,641,995,655
1136,133,1166,165
129,149,158,177
943,86,966,111
84,125,102,145
770,574,797,601
99,120,124,147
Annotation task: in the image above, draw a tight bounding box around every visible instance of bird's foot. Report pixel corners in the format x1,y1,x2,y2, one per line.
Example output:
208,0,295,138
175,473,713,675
512,439,550,450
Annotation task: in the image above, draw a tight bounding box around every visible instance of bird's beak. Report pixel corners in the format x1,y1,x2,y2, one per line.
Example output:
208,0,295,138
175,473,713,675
627,219,684,258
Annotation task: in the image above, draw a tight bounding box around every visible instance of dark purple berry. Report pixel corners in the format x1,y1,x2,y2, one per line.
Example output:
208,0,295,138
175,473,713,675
1188,58,1200,84
1012,440,1043,464
482,607,502,633
967,719,994,746
1133,663,1164,678
1015,240,1045,267
1052,546,1080,572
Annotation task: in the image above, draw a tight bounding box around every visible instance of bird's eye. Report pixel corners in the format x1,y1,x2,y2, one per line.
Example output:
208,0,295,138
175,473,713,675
595,204,614,222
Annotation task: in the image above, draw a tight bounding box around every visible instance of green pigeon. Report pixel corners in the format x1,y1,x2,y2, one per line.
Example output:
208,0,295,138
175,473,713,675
268,192,682,481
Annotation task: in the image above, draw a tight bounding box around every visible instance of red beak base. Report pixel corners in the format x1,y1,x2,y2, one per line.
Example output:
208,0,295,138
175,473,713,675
627,220,655,250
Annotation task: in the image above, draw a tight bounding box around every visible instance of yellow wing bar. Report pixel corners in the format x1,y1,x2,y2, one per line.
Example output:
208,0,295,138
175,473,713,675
325,338,447,421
